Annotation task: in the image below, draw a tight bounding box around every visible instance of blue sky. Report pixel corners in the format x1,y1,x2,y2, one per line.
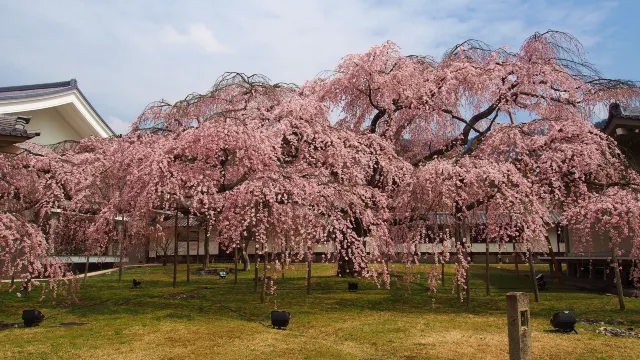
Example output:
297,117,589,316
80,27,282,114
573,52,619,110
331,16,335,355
0,0,638,134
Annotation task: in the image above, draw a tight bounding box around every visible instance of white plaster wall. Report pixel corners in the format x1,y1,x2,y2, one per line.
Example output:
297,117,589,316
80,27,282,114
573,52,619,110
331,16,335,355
11,108,82,144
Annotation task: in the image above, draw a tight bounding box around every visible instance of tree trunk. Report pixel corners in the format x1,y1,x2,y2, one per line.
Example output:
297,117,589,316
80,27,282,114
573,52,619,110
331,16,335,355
186,215,190,283
162,251,168,266
203,221,209,269
173,209,178,288
241,244,250,271
84,256,90,282
485,238,490,296
528,248,539,302
337,219,366,277
464,266,471,307
612,246,626,311
337,234,358,277
441,261,445,287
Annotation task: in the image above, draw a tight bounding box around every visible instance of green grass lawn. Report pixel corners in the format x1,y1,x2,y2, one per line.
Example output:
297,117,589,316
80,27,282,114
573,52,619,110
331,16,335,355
1,263,638,360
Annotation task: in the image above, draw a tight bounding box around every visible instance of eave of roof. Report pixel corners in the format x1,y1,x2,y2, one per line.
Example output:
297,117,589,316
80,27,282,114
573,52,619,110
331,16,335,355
0,79,115,136
602,102,640,135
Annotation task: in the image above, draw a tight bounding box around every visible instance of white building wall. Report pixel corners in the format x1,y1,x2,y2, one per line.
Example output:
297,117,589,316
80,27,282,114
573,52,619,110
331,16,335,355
11,107,83,144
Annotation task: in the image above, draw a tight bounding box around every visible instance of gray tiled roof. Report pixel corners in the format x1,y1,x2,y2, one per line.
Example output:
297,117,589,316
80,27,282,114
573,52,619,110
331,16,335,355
0,114,39,138
0,79,115,135
609,103,640,120
0,80,77,101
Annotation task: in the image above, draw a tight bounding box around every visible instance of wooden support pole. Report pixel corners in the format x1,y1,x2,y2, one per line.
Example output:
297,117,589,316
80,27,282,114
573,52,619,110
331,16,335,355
441,261,445,287
254,243,259,293
173,209,178,288
515,250,520,280
203,220,209,270
261,250,268,304
118,216,126,283
234,246,238,284
186,215,190,283
84,256,90,282
196,220,200,265
527,249,539,303
612,247,626,311
307,257,312,296
485,239,491,296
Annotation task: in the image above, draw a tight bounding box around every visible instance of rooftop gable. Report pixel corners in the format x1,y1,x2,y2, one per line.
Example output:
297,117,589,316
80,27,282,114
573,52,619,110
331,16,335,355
0,79,115,138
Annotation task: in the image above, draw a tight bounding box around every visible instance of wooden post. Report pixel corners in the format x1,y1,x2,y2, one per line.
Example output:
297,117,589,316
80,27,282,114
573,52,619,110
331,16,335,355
234,246,238,284
196,220,200,265
485,238,491,296
254,242,259,293
173,209,178,288
203,220,209,269
186,215,190,283
118,215,126,283
441,261,445,287
307,254,312,296
527,249,539,303
515,250,520,280
261,249,268,304
611,246,626,311
84,255,90,282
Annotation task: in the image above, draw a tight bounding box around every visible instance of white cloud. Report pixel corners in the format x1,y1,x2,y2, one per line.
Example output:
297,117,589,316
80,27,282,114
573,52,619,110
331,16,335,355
161,23,229,53
106,116,132,135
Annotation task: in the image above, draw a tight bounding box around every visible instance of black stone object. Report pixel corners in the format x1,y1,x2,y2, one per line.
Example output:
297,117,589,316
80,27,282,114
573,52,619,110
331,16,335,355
271,310,290,329
551,311,577,333
536,274,547,291
348,282,358,292
22,310,45,327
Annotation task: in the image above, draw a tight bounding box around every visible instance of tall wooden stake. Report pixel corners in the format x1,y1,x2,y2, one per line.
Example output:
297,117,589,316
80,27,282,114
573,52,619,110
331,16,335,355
485,238,491,296
186,215,190,283
307,249,312,296
203,220,209,269
234,246,238,284
515,249,520,279
196,220,200,265
118,215,126,283
84,255,90,282
612,246,626,311
254,243,259,293
261,249,268,304
528,249,539,303
173,209,178,288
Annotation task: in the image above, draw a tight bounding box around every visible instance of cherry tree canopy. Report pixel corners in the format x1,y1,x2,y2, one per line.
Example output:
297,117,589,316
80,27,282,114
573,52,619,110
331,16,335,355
2,31,639,296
